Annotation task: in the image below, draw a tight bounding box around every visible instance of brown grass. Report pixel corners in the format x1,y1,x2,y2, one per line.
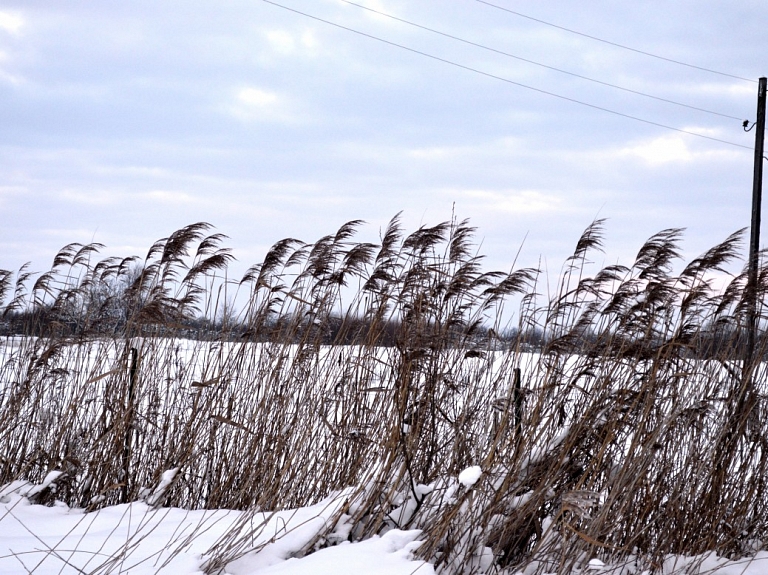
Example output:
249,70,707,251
0,216,766,574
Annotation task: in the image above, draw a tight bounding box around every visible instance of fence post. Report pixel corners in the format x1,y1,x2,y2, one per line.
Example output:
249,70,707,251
513,367,523,438
122,346,138,503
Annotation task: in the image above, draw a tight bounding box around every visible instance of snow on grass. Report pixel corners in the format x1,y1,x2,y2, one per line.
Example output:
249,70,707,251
141,468,179,507
458,466,482,488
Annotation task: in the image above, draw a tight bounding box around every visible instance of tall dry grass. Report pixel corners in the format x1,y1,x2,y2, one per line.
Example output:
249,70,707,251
0,216,766,574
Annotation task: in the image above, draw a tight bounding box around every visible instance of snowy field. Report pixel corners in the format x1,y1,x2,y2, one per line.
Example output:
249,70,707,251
0,480,432,575
3,475,768,574
2,330,768,574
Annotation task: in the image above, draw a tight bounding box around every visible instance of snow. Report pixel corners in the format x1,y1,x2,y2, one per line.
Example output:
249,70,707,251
5,483,768,574
587,558,605,570
458,466,482,488
143,468,179,507
230,530,433,575
658,552,768,575
0,489,433,575
26,471,65,500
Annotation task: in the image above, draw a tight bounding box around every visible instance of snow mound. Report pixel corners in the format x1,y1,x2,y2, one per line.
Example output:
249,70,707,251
458,466,482,488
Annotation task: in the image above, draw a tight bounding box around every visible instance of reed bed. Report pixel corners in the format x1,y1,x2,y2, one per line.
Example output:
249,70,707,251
0,216,766,574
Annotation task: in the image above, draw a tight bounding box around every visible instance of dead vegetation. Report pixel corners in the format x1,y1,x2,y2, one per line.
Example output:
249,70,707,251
0,215,766,574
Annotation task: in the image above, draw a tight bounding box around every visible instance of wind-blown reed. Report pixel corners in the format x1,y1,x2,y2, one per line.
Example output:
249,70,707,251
0,216,766,574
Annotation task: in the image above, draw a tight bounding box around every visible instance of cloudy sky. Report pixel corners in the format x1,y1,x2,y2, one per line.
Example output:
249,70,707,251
0,0,766,280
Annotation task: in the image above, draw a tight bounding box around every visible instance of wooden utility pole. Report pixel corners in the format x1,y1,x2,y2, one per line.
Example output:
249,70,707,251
746,77,767,366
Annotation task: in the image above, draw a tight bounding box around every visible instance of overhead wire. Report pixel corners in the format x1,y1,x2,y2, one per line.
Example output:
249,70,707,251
261,0,753,152
339,0,745,122
476,0,757,84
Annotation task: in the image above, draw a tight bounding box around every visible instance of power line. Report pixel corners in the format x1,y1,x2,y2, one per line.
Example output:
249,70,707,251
339,0,745,122
261,0,753,151
476,0,757,84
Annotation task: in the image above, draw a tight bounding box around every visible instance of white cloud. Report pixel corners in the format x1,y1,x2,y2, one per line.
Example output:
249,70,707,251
60,189,122,206
621,134,693,164
300,30,317,49
561,128,746,173
265,29,295,54
0,11,23,35
264,28,318,56
42,227,101,241
685,82,756,98
237,87,278,108
351,0,404,24
140,190,196,204
0,69,22,85
459,189,562,214
614,130,746,166
0,45,24,85
229,86,303,123
59,188,196,206
408,146,462,160
93,165,171,178
0,185,25,208
407,138,525,162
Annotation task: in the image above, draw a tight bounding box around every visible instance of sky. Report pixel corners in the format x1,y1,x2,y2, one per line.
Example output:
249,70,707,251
0,0,766,282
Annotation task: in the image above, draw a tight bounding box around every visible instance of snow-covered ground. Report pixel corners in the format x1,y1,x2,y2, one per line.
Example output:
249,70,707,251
5,480,768,575
0,481,433,575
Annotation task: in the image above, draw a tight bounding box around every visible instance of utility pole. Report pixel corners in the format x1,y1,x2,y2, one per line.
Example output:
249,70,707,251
746,77,767,367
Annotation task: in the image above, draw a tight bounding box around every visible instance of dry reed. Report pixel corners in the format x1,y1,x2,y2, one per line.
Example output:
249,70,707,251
0,216,766,574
